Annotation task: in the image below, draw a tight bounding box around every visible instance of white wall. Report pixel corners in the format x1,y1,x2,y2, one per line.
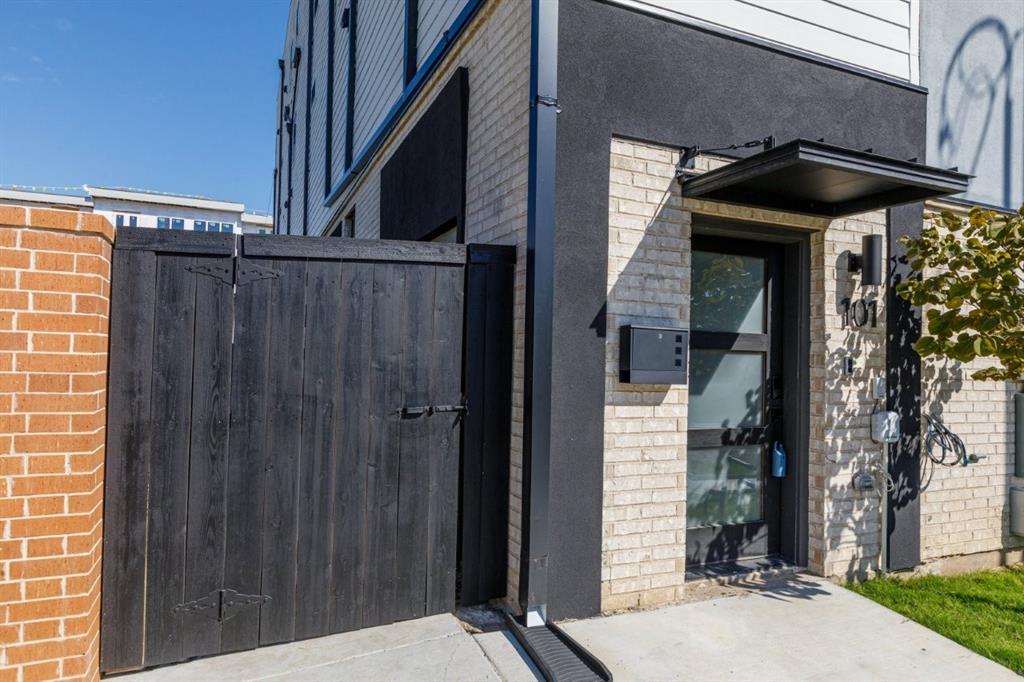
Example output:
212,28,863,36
921,0,1023,210
91,198,246,233
353,0,405,153
610,0,919,82
279,0,474,235
418,0,469,69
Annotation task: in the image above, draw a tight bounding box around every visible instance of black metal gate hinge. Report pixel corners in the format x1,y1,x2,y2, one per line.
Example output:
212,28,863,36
186,262,233,285
235,258,280,286
173,588,271,623
187,256,280,287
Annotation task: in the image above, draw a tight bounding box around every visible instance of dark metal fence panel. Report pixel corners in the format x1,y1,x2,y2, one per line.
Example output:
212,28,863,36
101,229,513,673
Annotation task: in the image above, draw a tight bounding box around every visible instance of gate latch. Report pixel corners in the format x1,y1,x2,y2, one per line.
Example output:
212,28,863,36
173,588,271,622
396,403,468,418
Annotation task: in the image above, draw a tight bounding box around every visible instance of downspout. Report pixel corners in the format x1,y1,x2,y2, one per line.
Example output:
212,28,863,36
520,0,558,627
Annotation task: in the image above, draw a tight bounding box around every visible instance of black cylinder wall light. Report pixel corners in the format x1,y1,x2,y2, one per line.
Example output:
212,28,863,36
861,234,883,286
849,234,884,286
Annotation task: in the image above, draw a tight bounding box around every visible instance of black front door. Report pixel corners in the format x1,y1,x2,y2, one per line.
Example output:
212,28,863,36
686,237,784,567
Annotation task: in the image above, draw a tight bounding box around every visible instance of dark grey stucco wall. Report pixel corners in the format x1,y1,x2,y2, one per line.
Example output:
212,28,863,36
546,0,928,620
921,0,1023,210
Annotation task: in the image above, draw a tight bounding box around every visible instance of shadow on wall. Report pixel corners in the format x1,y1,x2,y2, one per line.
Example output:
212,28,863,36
938,16,1023,208
821,245,889,581
920,358,1024,552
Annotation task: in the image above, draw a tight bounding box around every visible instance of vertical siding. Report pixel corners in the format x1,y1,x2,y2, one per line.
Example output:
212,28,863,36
331,0,350,184
417,0,469,69
277,3,299,234
291,0,308,235
278,0,479,236
307,0,332,234
353,0,404,153
282,3,301,235
611,0,916,81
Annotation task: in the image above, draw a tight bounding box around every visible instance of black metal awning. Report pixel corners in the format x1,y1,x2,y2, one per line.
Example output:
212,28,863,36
679,139,971,218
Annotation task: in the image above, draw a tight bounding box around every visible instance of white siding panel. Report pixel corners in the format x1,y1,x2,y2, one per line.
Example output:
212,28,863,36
292,0,307,236
827,0,910,27
612,0,914,80
307,0,331,232
418,0,468,69
742,0,909,50
332,0,350,182
353,0,404,154
282,0,309,235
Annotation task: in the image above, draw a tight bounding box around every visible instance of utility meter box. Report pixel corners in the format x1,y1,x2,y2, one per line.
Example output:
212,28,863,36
619,325,688,385
871,411,900,444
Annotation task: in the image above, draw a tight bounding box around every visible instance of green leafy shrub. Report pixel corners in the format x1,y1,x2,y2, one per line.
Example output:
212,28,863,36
897,206,1024,382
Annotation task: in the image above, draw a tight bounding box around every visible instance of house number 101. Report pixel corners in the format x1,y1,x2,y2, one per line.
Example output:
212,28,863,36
841,297,877,328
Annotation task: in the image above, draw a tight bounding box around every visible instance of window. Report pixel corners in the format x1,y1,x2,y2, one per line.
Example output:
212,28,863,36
208,222,220,232
221,222,234,233
430,226,458,243
171,218,184,230
342,208,355,238
157,217,170,229
194,220,206,232
115,214,124,228
129,215,137,227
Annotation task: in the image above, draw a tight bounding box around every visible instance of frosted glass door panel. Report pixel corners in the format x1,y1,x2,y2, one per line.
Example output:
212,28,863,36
688,350,764,429
686,445,764,528
692,251,765,333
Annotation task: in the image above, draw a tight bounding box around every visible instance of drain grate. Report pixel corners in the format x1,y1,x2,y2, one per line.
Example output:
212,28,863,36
505,614,612,682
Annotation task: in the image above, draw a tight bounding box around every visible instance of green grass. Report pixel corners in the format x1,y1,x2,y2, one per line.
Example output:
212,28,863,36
849,566,1024,675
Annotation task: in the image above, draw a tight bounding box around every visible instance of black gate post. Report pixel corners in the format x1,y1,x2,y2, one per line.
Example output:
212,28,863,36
460,244,516,605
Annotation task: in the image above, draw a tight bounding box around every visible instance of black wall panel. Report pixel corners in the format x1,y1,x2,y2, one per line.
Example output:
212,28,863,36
886,203,924,570
545,0,928,619
380,68,469,242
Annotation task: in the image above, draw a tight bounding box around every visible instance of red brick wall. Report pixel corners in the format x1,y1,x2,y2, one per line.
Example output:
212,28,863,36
1,207,113,681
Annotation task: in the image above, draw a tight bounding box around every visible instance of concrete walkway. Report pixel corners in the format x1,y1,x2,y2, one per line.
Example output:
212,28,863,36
553,574,1018,682
124,613,539,682
123,574,1015,682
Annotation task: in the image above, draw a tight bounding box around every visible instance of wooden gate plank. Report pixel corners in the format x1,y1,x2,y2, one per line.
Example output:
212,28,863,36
395,265,437,621
259,258,308,645
221,273,273,652
181,255,235,659
330,262,373,633
294,260,344,640
427,264,464,614
101,234,500,672
100,248,156,673
363,263,407,628
142,254,198,667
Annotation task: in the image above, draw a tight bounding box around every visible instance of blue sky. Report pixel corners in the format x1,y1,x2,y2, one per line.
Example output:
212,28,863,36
0,0,289,213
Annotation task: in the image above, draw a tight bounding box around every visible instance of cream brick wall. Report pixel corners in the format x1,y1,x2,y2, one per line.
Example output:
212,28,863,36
324,0,531,605
603,138,896,610
921,358,1023,559
603,139,690,611
918,204,1024,563
807,212,889,580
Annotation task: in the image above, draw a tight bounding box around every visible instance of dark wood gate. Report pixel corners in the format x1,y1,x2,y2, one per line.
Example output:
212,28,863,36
100,229,514,673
